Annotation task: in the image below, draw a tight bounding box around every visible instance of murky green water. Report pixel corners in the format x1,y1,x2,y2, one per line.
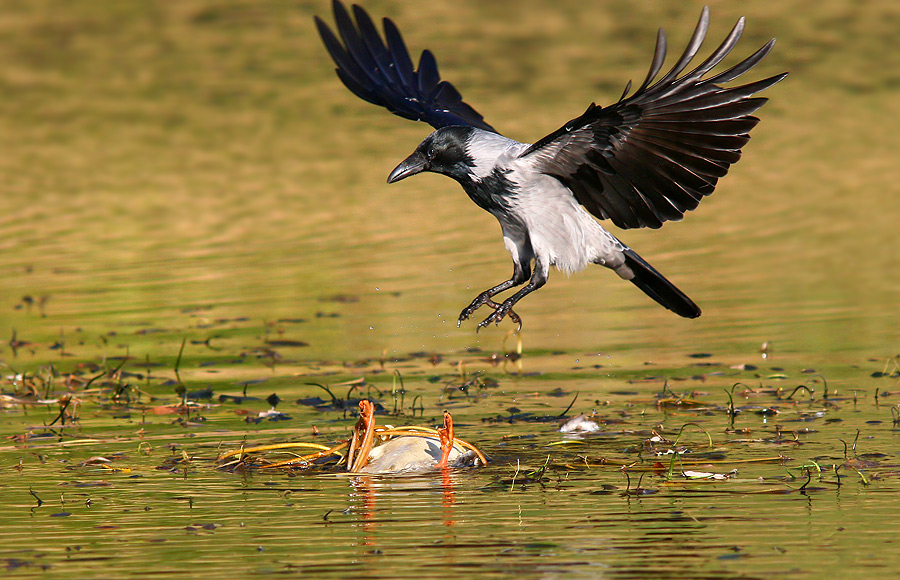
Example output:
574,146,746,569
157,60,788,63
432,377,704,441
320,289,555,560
1,0,899,578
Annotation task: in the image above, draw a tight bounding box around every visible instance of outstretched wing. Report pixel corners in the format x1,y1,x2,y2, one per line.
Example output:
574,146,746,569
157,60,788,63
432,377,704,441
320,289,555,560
315,0,496,132
520,7,786,229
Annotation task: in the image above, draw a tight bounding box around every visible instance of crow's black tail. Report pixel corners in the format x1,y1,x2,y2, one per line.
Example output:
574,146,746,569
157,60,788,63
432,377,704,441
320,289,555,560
622,248,701,319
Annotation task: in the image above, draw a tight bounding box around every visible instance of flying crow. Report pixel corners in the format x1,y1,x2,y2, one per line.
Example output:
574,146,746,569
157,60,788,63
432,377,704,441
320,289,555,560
315,2,786,330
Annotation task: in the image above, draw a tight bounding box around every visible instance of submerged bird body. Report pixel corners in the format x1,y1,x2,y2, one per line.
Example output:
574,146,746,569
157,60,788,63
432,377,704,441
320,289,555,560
360,436,474,474
316,2,785,329
348,403,484,474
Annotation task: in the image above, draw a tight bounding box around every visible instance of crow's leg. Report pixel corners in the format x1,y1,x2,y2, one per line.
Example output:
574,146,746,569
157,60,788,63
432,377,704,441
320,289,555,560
478,264,547,330
458,260,531,327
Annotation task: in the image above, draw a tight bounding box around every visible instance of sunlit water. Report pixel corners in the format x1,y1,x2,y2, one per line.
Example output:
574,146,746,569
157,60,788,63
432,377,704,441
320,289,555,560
1,0,899,578
3,384,900,579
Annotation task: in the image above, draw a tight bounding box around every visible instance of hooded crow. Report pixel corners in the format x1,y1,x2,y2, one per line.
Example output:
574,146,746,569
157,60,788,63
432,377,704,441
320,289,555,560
315,2,786,330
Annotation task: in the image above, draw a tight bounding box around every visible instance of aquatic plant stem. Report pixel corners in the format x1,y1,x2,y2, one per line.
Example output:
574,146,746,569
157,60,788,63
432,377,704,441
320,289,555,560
666,422,713,481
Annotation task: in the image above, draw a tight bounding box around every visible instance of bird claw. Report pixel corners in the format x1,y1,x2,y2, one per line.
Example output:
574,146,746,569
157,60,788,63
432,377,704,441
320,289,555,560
488,301,522,332
458,295,491,326
476,315,497,331
506,309,523,333
460,296,523,332
475,304,522,331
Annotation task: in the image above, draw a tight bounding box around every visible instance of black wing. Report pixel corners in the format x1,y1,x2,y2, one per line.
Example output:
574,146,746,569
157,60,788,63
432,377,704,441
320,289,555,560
520,7,786,229
315,0,496,132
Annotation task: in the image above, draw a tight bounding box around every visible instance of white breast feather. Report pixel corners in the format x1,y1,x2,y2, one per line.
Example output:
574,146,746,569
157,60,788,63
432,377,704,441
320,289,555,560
507,169,623,274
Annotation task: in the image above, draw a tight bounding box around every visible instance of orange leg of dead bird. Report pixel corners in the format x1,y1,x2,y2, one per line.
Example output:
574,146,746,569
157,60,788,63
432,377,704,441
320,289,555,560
436,410,454,469
349,400,376,472
347,420,362,471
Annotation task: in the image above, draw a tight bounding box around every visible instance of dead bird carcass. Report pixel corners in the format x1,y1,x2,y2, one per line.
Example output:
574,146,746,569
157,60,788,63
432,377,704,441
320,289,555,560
217,400,487,474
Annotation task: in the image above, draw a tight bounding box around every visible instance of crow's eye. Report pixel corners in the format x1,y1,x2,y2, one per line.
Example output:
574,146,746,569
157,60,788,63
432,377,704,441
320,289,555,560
426,147,437,160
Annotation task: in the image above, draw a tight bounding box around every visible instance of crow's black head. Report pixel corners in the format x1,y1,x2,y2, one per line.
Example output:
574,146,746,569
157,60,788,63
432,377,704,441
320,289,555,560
387,126,476,184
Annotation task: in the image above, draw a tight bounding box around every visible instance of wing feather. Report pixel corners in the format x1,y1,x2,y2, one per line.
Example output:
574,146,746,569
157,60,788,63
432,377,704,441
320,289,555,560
521,8,786,229
315,1,496,132
634,30,667,95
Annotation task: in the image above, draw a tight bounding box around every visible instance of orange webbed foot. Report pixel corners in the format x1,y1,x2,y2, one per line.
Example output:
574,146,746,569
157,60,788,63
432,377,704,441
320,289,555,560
349,400,376,472
436,410,454,469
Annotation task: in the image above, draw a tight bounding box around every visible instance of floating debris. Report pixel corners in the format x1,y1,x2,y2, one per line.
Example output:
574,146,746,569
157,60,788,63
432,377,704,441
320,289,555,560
682,469,739,480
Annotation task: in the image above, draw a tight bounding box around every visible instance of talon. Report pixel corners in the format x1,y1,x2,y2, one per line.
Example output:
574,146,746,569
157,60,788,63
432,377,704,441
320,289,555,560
460,293,504,327
478,311,501,329
458,306,477,326
506,309,523,332
475,306,523,331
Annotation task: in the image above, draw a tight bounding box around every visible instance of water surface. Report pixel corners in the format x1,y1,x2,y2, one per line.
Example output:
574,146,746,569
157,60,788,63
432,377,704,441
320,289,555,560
1,1,899,578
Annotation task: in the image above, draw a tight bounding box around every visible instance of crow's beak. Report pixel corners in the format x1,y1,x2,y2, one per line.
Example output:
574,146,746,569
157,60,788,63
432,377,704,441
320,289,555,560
387,151,428,184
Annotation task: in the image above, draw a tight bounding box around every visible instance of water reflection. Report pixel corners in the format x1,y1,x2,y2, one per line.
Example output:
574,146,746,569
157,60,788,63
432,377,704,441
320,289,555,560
2,408,899,580
350,470,460,533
